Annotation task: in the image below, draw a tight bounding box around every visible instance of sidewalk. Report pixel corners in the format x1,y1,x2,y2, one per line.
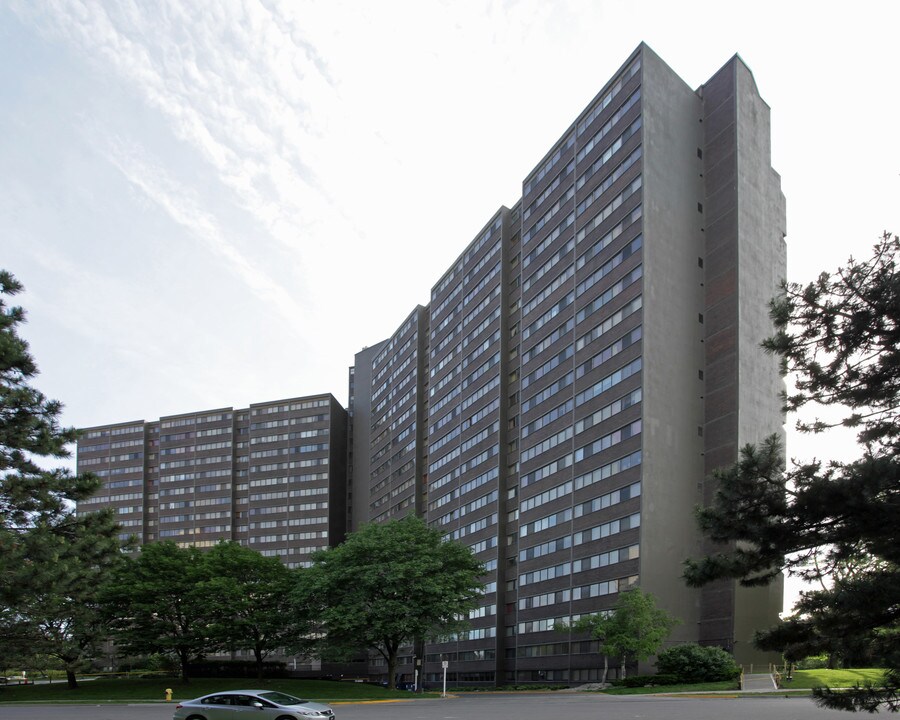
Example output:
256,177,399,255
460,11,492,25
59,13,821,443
741,673,778,692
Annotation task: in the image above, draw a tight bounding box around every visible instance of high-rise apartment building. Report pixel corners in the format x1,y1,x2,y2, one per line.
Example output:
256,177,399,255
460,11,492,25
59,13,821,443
77,394,348,568
350,42,785,683
79,43,785,685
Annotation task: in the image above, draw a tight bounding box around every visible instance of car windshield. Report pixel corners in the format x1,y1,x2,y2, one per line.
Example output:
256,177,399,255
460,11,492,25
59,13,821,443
258,691,306,705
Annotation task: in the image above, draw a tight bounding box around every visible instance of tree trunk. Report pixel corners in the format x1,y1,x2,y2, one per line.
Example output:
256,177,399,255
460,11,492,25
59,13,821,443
386,651,397,690
601,655,608,684
179,651,190,683
255,647,264,681
620,659,626,679
66,669,78,689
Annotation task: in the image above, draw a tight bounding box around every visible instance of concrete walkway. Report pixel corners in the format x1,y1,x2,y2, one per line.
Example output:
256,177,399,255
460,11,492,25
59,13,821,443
742,673,778,692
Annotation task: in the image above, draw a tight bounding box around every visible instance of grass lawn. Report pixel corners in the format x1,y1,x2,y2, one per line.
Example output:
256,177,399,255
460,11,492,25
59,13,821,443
781,669,886,689
601,668,889,696
601,680,739,695
0,677,430,704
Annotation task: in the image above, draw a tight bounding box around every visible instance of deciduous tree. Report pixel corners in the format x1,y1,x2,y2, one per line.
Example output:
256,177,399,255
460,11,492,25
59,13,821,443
602,588,678,679
202,541,315,680
556,587,677,681
556,612,613,683
102,541,215,682
685,233,900,712
299,515,484,689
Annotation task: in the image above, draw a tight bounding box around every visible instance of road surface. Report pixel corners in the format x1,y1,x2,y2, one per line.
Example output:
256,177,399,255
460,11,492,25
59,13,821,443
0,691,856,720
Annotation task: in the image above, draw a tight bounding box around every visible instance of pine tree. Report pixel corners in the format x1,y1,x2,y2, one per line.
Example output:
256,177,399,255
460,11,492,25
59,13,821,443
0,270,122,688
684,233,900,712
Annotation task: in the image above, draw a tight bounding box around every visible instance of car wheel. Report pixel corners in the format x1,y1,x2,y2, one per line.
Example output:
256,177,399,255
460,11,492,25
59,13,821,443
275,716,297,720
185,715,207,720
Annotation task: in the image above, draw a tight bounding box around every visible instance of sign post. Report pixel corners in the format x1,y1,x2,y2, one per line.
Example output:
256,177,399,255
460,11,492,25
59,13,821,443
441,660,448,698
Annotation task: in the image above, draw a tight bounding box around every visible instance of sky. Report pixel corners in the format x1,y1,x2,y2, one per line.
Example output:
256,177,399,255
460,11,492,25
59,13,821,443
3,0,899,613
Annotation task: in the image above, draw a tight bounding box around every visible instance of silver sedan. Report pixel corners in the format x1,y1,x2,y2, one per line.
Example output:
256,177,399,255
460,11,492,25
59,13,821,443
172,690,335,720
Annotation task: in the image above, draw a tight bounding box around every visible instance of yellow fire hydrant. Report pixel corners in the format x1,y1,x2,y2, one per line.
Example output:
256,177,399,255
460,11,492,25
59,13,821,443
165,688,173,702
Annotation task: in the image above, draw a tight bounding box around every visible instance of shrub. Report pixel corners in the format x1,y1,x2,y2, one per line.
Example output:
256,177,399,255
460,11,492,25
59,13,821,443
186,660,288,678
655,644,740,683
795,654,829,670
145,654,177,672
614,674,679,687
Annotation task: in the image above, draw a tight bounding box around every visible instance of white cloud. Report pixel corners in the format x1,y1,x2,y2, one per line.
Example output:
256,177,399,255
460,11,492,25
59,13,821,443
100,134,310,329
12,0,344,253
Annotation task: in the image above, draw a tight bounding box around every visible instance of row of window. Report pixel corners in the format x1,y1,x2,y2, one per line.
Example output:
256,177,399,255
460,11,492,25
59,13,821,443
248,487,328,501
577,83,641,164
160,525,231,537
445,512,498,541
576,120,641,195
523,160,574,222
92,465,142,477
573,512,640,545
79,437,143,453
250,414,328,430
463,216,503,266
160,412,233,429
522,237,574,297
250,398,330,416
159,482,231,497
160,468,231,483
247,501,329,515
520,471,640,522
435,489,499,526
429,466,500,512
373,314,418,370
250,429,329,445
523,186,574,245
160,454,230,469
461,287,501,330
80,451,143,465
250,458,328,473
249,443,329,458
463,237,501,287
576,235,642,300
107,478,142,489
524,133,575,197
82,425,142,439
430,446,498,493
576,176,642,244
160,496,230,510
160,510,232,523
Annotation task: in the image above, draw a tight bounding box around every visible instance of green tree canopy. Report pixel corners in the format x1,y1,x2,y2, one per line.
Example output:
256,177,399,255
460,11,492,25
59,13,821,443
102,541,215,682
6,543,124,688
0,270,122,688
298,515,484,689
557,587,677,681
556,612,614,683
602,588,679,679
201,541,316,680
684,233,900,712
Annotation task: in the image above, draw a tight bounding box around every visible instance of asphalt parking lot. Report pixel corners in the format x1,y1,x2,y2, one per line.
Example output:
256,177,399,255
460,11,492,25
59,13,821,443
0,691,858,720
